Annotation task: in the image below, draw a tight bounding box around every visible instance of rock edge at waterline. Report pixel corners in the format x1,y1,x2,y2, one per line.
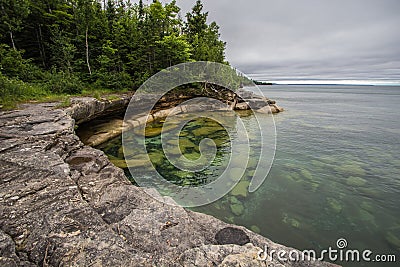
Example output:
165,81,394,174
76,89,284,147
0,96,338,267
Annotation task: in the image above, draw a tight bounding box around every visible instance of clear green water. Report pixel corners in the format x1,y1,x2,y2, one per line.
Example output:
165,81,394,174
97,85,400,266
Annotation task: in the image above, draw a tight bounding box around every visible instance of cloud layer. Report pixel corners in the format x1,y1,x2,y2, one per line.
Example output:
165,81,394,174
170,0,400,81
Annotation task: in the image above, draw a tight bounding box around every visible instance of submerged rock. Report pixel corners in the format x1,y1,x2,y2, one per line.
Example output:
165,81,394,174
230,203,245,216
250,225,261,234
229,196,241,204
346,176,367,187
256,106,274,114
144,126,163,137
147,151,165,165
192,126,222,136
357,187,382,199
282,213,301,229
231,180,250,197
335,163,366,177
385,231,400,251
178,138,197,150
326,197,343,214
300,169,313,180
109,157,128,169
358,209,376,226
309,181,320,192
360,201,374,213
212,137,229,147
228,167,246,180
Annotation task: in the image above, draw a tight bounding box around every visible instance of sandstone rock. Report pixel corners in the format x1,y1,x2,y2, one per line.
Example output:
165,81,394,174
236,89,255,99
179,243,271,267
272,104,284,112
235,102,250,110
66,95,132,124
244,99,269,109
0,98,334,267
257,106,272,114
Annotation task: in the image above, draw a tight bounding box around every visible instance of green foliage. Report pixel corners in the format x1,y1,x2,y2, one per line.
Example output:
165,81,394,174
0,0,30,49
156,34,192,66
93,71,133,91
43,70,84,94
185,0,208,41
50,26,76,73
0,44,44,81
0,72,48,109
0,0,229,108
185,0,225,62
55,96,72,108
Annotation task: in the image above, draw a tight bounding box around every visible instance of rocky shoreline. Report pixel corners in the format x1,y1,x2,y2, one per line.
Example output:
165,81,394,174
0,93,337,266
75,89,284,147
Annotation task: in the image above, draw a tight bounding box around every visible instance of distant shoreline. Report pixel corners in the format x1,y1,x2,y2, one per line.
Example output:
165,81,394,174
262,84,400,87
254,80,400,86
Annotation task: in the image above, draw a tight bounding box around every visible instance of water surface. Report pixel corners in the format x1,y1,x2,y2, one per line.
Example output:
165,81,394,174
98,85,400,266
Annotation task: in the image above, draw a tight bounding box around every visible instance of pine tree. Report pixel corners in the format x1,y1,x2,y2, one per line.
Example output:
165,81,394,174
185,0,225,63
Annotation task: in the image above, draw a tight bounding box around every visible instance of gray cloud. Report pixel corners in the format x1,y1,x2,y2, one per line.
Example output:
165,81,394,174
167,0,400,81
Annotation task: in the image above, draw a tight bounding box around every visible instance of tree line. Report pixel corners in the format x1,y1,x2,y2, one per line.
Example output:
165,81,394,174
0,0,227,107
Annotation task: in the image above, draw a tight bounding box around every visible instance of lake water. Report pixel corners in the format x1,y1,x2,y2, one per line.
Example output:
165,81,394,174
97,85,400,266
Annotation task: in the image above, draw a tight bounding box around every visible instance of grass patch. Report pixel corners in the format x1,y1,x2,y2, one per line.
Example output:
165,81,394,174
55,96,72,109
106,94,123,101
0,74,49,109
1,74,133,111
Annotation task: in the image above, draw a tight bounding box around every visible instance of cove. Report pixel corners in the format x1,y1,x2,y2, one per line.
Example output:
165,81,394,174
92,85,400,267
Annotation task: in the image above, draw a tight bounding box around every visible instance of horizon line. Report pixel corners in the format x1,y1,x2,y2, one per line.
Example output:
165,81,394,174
258,79,400,86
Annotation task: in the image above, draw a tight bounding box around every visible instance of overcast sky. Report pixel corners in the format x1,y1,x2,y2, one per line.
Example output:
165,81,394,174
153,0,400,82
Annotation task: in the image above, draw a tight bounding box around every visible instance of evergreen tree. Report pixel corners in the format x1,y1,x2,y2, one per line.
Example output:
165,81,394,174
0,0,229,104
185,0,225,63
185,0,207,41
50,25,76,73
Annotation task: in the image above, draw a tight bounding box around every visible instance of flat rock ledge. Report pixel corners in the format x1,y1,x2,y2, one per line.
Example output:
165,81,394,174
76,90,284,147
0,98,336,267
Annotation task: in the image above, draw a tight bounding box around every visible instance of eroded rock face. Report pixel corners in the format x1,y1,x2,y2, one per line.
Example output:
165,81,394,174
75,90,283,147
0,99,335,267
67,95,132,124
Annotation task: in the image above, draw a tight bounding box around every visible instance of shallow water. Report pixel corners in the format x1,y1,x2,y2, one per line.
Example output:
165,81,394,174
97,85,400,266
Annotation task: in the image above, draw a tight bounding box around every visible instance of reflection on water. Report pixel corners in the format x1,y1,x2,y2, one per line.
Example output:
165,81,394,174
97,85,400,266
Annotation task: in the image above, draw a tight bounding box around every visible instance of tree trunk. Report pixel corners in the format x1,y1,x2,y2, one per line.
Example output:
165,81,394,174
85,27,92,75
36,25,46,68
148,54,152,72
39,25,47,67
9,30,16,50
